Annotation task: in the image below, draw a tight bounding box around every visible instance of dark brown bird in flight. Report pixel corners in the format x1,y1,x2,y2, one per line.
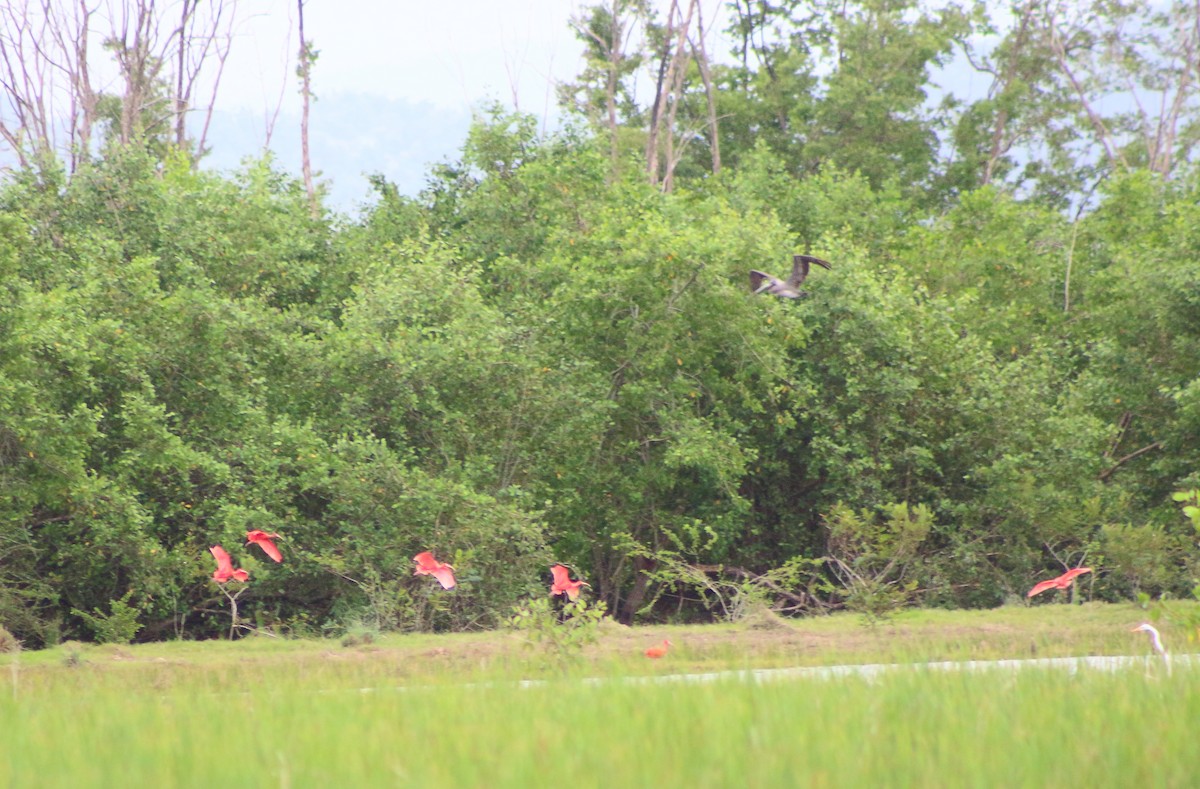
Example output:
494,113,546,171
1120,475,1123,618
750,254,832,298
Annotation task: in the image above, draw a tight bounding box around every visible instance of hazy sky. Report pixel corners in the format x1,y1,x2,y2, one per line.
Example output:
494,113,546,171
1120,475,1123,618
200,0,596,210
223,1,588,115
2,1,990,212
199,1,754,212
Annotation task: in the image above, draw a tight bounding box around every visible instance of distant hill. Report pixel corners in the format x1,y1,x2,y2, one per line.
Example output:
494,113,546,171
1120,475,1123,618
201,92,476,214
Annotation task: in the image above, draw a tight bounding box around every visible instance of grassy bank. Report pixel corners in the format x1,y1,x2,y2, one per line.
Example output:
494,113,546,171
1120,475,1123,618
1,602,1195,787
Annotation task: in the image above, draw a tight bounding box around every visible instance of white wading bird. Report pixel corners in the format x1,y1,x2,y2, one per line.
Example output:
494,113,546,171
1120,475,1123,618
1131,622,1171,676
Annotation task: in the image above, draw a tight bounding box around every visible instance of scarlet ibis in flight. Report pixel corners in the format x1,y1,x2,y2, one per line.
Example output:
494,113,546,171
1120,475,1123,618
644,639,672,659
1027,566,1092,598
245,530,283,562
749,254,832,299
413,551,457,589
550,564,590,601
210,545,249,583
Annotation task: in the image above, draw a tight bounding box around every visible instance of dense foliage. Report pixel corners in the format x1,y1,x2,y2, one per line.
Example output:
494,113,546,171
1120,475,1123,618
3,0,1200,645
1,128,1197,645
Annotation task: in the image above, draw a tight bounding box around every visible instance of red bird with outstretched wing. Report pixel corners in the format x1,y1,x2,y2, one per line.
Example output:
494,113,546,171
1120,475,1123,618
1026,578,1062,598
413,551,457,589
1057,567,1092,584
1027,566,1092,598
210,545,249,583
245,530,283,563
550,564,590,601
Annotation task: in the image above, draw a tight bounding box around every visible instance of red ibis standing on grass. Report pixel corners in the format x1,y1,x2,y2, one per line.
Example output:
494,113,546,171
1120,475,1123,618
413,551,457,590
644,639,672,659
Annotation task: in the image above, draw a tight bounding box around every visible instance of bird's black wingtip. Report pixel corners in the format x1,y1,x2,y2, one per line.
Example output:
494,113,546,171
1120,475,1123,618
794,253,833,270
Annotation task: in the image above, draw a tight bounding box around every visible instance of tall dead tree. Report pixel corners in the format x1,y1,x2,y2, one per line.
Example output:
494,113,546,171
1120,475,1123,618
170,0,234,158
0,0,95,170
647,0,723,191
296,0,317,216
580,0,636,172
0,0,237,173
689,3,720,176
645,0,697,189
564,0,647,180
110,0,164,146
1120,0,1200,176
1038,0,1200,179
956,0,1041,186
1042,5,1126,172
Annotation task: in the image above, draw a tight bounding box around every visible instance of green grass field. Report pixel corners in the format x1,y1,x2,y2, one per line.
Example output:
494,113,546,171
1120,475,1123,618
2,602,1197,787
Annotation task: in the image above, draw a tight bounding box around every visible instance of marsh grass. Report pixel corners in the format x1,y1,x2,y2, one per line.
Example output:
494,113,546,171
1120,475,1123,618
2,666,1196,787
0,602,1195,787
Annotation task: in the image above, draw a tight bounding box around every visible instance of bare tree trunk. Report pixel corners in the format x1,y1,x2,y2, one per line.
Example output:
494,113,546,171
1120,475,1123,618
1044,9,1126,171
576,0,634,177
604,0,621,171
980,0,1036,185
190,3,235,162
690,1,720,176
1142,0,1199,175
618,555,658,625
260,10,293,152
731,0,750,77
661,0,699,192
296,0,317,216
168,0,235,160
1,0,238,171
173,0,192,147
0,0,54,168
646,0,696,188
644,0,677,184
112,0,164,147
68,0,98,169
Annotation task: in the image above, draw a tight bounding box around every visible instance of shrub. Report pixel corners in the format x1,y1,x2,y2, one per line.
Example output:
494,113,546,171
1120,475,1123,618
71,590,143,645
0,624,20,654
506,596,606,665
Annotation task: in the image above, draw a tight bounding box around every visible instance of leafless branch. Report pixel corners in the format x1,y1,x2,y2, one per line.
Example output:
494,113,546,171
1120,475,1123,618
646,0,697,187
0,0,243,171
687,4,719,175
1044,6,1127,170
296,0,317,216
1099,441,1163,482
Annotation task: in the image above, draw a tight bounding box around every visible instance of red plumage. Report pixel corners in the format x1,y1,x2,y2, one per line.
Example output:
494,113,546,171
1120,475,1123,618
413,551,457,589
245,530,284,562
1027,567,1092,598
210,545,249,583
550,564,590,601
